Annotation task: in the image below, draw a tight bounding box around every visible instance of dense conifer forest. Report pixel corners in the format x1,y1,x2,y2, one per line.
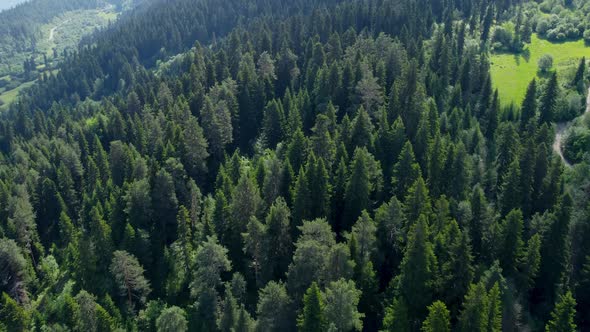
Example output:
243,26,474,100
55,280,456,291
0,0,589,331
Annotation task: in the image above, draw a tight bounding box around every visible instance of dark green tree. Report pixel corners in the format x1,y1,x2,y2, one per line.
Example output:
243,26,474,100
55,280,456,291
545,291,577,332
421,301,450,332
539,73,558,124
297,282,326,332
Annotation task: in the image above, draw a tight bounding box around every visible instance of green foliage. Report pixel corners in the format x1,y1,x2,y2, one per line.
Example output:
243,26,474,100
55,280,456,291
0,292,29,331
324,279,364,331
545,291,577,332
110,250,151,308
156,306,188,332
0,0,586,330
298,282,326,332
421,301,450,332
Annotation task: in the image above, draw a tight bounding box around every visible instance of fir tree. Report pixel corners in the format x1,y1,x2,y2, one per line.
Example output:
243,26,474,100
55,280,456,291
298,282,326,332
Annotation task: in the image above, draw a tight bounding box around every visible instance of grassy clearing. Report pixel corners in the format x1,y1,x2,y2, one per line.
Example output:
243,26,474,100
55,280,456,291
0,80,34,110
490,33,590,105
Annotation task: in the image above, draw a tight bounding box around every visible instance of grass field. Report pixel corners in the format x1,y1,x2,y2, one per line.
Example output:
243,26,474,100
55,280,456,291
0,80,34,110
490,34,590,105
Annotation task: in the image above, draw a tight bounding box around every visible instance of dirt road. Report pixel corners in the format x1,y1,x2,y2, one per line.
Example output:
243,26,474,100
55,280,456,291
552,86,590,167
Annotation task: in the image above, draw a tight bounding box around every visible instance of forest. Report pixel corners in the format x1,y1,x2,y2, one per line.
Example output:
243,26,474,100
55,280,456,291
0,0,589,331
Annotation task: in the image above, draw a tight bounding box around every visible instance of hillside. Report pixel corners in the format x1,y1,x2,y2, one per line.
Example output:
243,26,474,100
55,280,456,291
0,0,140,110
0,0,589,331
0,0,28,12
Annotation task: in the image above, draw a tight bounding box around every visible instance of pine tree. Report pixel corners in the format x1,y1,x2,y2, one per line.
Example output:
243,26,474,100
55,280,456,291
520,79,537,129
403,176,432,227
307,157,331,220
110,250,151,308
229,172,262,271
374,198,405,287
392,141,421,199
421,301,450,332
486,283,502,332
382,298,410,332
235,306,254,332
539,73,558,124
499,159,522,217
499,209,525,277
397,216,437,329
287,129,308,173
324,279,364,331
298,282,326,332
256,281,293,332
263,198,292,282
545,291,577,332
200,95,233,159
572,56,586,88
219,293,239,332
311,114,336,166
156,306,188,332
459,282,489,332
349,106,374,151
292,168,312,236
152,169,179,246
536,194,573,312
181,116,209,178
0,292,29,331
262,100,286,148
343,149,371,231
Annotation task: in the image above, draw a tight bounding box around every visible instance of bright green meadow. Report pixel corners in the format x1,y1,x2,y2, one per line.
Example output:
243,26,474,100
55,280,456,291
490,34,590,105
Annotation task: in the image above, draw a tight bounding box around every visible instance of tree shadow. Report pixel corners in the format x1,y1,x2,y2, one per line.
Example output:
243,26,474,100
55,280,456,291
536,69,554,79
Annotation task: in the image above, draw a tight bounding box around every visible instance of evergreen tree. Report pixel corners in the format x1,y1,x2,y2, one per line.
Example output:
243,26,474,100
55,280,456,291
539,73,558,124
421,301,450,332
298,282,326,332
499,159,522,217
499,209,525,277
343,149,371,231
486,283,502,332
324,279,364,331
545,291,577,332
536,194,573,313
229,172,262,271
520,79,537,129
459,282,489,332
403,176,432,226
391,141,421,199
396,216,437,329
0,292,29,331
256,281,293,332
262,100,286,148
156,306,188,332
110,250,151,309
292,168,312,235
572,56,585,88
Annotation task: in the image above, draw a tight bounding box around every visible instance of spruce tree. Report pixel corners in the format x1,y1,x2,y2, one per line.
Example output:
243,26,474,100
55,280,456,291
343,149,371,231
545,291,577,332
499,209,525,277
298,282,326,332
539,73,558,124
520,79,537,129
421,301,450,332
459,282,489,332
392,141,421,199
397,216,437,329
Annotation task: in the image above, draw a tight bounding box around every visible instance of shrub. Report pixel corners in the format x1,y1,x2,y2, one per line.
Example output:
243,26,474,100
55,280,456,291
538,54,554,73
564,126,590,163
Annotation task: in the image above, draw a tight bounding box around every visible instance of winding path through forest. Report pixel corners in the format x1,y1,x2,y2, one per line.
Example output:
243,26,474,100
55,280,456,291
552,86,590,167
48,26,57,41
48,19,70,42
